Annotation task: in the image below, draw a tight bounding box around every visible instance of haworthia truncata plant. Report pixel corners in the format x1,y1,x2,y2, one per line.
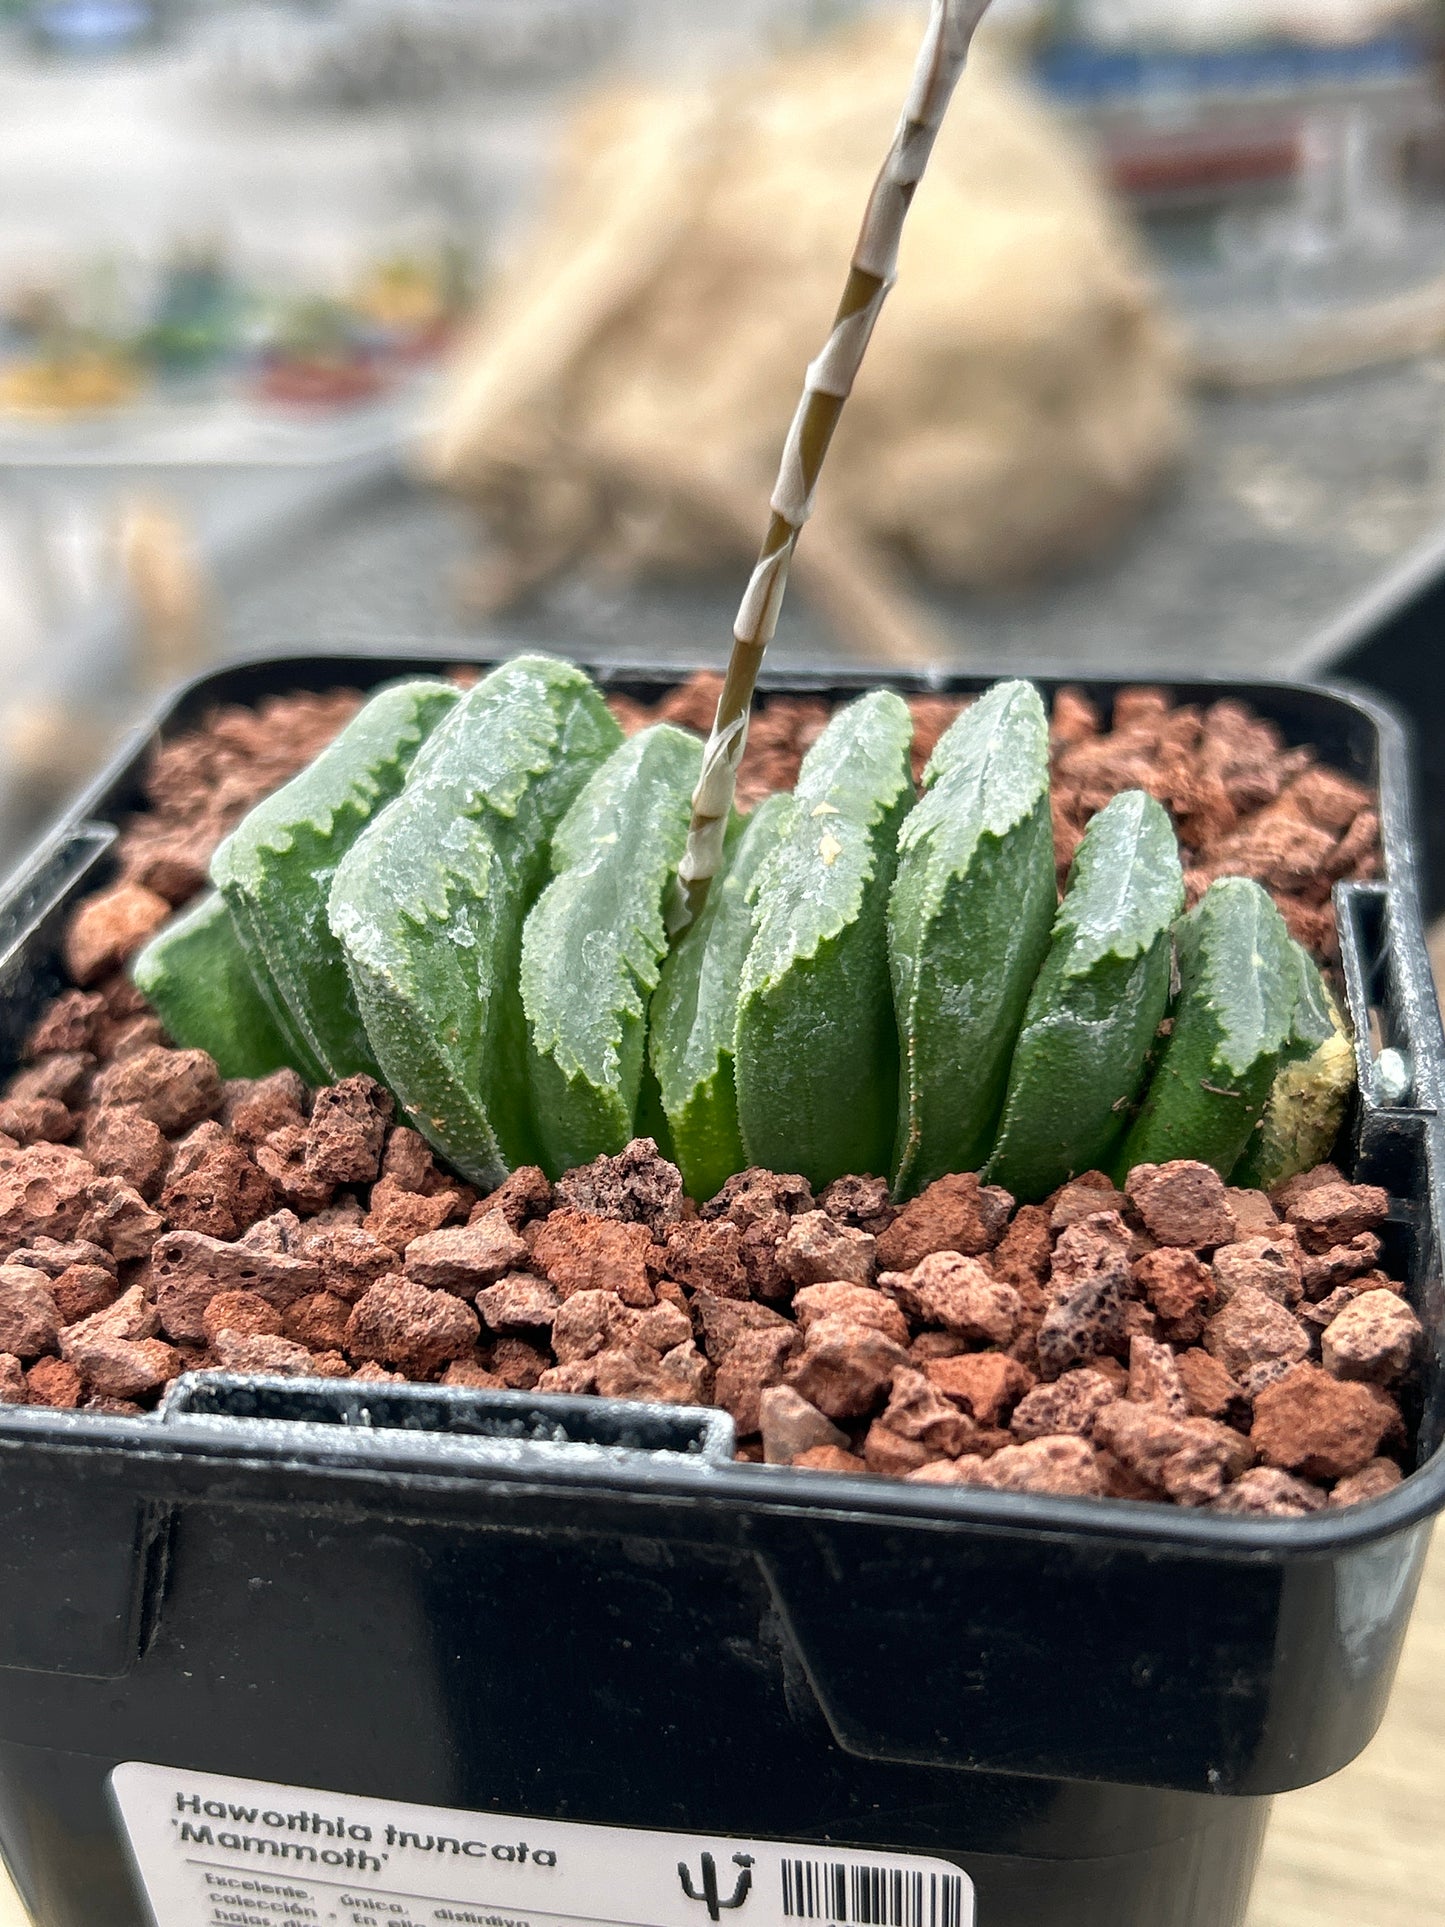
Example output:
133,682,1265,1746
987,789,1184,1203
734,690,915,1190
888,679,1055,1197
522,723,703,1177
330,656,621,1186
649,792,792,1202
211,677,460,1085
134,644,1357,1208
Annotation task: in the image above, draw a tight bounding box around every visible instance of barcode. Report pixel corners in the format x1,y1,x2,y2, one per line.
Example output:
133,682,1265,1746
780,1859,967,1926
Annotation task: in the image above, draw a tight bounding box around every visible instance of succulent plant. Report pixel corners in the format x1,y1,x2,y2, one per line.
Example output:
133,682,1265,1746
136,659,1352,1201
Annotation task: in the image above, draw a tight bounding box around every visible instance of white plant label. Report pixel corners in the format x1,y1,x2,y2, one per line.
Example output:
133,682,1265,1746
111,1763,975,1927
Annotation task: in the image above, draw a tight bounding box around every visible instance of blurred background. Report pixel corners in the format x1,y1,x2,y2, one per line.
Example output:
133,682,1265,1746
0,11,1443,1927
2,0,1445,867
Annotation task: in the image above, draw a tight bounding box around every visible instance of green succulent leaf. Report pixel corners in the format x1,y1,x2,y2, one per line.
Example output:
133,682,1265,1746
1282,937,1337,1060
650,791,791,1201
1116,876,1302,1180
330,656,620,1186
211,677,460,1084
888,679,1055,1197
987,789,1184,1202
521,722,703,1177
132,890,292,1081
734,690,915,1190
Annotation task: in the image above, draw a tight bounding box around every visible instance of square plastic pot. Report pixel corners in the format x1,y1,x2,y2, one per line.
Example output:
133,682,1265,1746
0,651,1441,1927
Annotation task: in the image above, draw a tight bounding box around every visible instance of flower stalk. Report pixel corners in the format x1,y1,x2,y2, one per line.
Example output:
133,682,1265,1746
669,0,994,933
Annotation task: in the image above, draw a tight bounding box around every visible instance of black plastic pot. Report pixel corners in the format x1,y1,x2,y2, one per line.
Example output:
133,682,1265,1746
0,651,1442,1927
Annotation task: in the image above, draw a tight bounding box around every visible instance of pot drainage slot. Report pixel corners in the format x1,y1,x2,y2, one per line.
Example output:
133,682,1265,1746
0,823,117,1061
163,1372,734,1461
1337,881,1425,1110
0,822,116,959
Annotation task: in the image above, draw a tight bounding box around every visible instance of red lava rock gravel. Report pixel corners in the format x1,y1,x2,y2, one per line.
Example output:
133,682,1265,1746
0,676,1412,1510
0,949,1418,1510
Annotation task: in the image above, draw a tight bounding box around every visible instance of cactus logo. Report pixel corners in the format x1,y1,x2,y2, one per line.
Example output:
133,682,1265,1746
677,1850,755,1919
